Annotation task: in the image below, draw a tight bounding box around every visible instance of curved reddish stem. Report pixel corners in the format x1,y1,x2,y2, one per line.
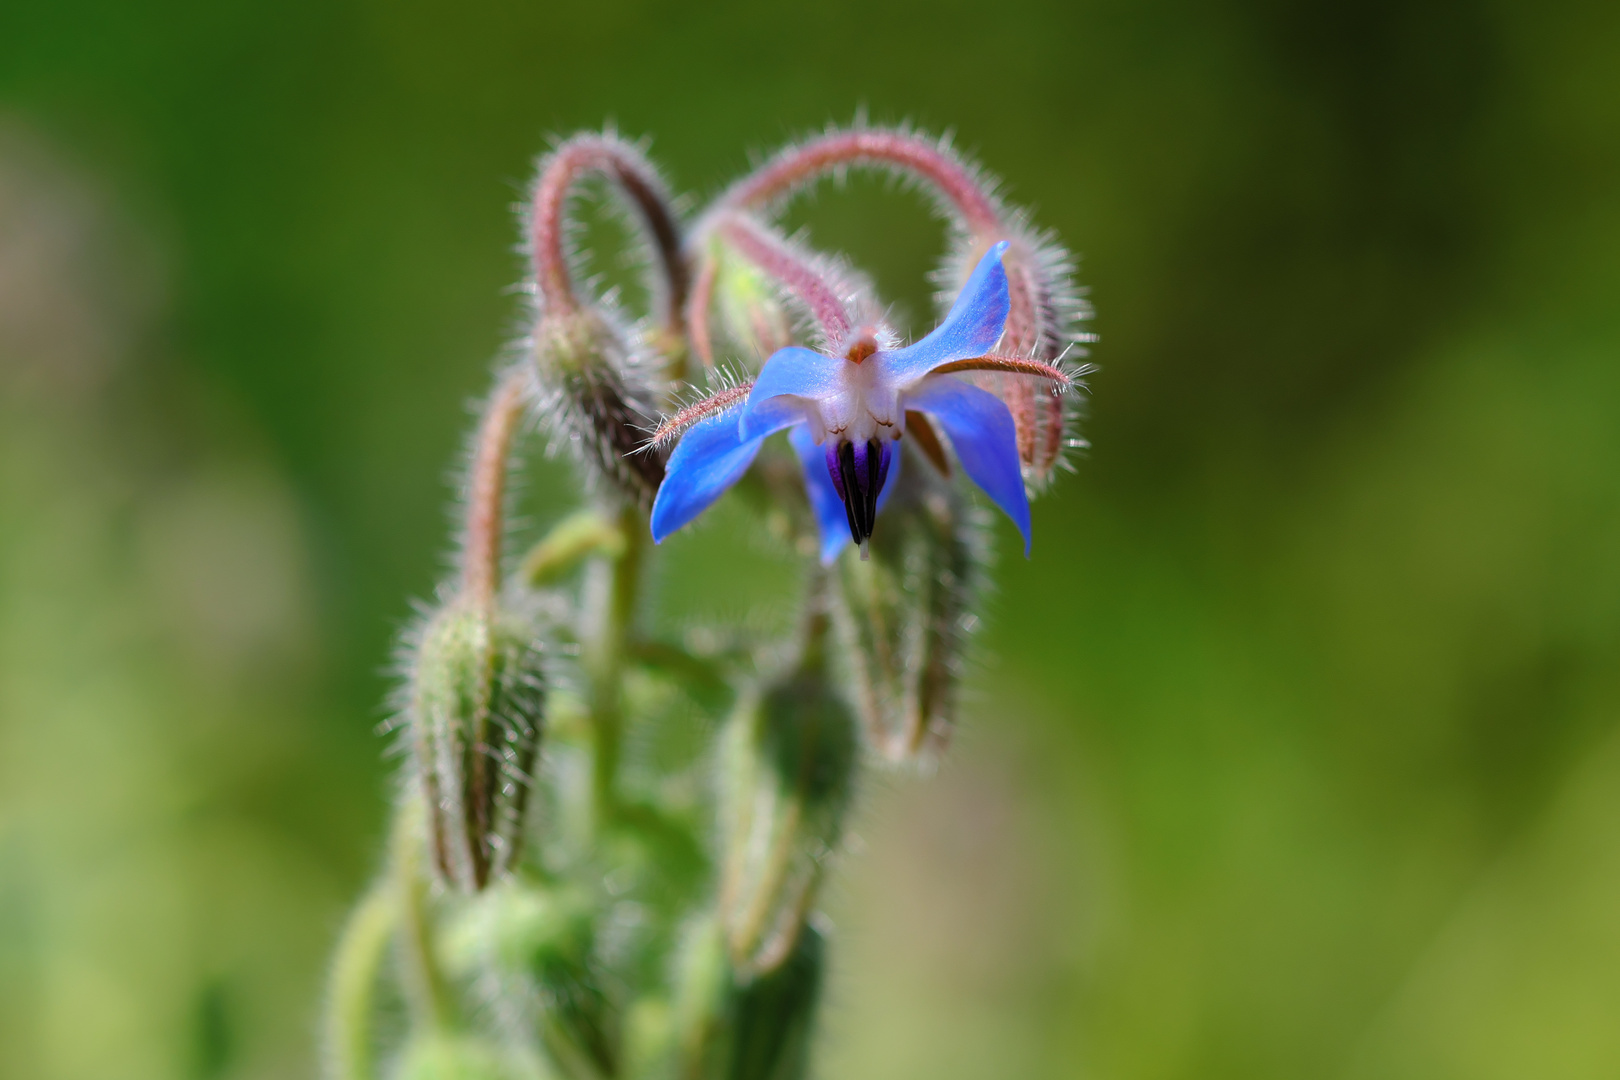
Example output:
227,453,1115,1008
461,368,529,609
531,134,689,336
714,213,853,346
719,129,1002,238
686,251,719,366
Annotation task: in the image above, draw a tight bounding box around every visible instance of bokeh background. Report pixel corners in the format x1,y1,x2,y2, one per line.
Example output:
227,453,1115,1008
2,0,1619,1077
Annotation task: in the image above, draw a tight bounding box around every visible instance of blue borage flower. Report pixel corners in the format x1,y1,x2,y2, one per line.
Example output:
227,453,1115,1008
650,242,1069,562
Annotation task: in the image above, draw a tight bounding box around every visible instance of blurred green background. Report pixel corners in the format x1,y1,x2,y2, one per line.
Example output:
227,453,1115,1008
2,0,1618,1077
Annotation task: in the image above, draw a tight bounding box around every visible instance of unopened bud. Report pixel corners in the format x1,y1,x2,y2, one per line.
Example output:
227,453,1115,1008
711,245,794,363
945,232,1089,490
832,445,984,761
395,1034,520,1080
717,632,856,980
726,923,823,1080
441,879,615,1079
671,917,825,1080
533,307,666,507
410,600,546,891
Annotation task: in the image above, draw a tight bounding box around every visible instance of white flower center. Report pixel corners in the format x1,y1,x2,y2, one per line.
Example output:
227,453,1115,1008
802,352,902,446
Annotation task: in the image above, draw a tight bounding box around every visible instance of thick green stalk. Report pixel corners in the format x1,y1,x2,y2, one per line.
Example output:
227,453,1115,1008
580,502,645,827
323,879,396,1080
393,797,455,1032
520,509,627,587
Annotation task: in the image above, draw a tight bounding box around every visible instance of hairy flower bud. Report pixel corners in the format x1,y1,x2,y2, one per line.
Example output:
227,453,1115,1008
533,307,666,507
671,918,825,1080
409,600,547,892
943,231,1089,489
692,242,795,367
442,880,616,1079
717,628,856,980
395,1034,522,1080
725,924,823,1080
832,445,985,761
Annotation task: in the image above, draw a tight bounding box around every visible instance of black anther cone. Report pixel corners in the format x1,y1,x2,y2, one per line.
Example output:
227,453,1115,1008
836,439,883,545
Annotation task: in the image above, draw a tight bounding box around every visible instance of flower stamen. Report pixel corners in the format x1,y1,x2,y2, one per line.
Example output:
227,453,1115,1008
827,439,891,558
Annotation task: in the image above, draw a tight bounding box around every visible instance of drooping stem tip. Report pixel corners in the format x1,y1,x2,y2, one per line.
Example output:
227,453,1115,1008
719,128,1003,238
714,213,854,348
460,367,530,610
531,133,690,338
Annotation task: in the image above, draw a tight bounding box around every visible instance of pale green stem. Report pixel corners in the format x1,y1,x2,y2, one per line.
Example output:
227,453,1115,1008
392,795,454,1031
323,879,396,1080
724,594,832,975
519,508,627,587
580,502,645,828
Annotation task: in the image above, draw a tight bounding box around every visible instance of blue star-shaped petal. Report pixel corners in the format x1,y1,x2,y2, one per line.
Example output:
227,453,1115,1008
651,241,1061,560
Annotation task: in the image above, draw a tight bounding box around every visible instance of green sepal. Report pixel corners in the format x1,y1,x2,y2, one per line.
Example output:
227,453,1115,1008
717,632,857,980
713,244,794,363
393,1033,530,1080
440,877,616,1079
669,918,825,1080
833,445,985,761
411,600,547,891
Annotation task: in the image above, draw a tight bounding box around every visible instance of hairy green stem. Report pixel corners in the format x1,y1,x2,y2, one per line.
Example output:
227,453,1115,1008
520,508,627,587
393,797,455,1031
323,879,396,1080
581,502,645,827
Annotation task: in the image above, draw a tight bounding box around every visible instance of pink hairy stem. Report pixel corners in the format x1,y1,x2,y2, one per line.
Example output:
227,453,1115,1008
449,367,530,890
714,213,853,347
461,368,530,611
719,129,1002,238
687,252,719,366
531,134,689,338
